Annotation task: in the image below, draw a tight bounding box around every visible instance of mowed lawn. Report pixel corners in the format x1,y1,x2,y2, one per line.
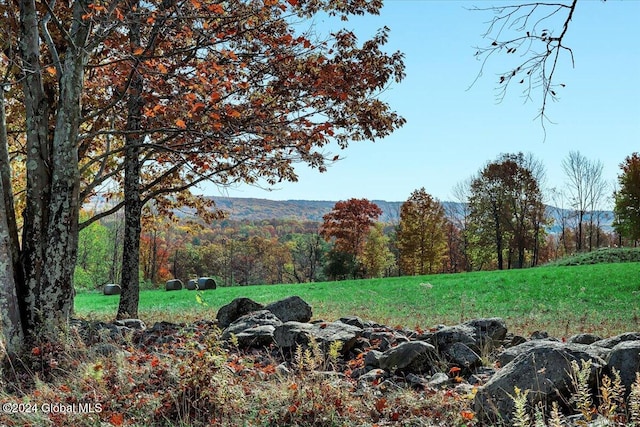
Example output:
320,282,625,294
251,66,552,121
75,262,640,337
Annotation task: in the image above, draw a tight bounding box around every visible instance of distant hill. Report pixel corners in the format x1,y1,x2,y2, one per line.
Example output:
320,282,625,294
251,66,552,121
207,196,615,232
208,196,404,222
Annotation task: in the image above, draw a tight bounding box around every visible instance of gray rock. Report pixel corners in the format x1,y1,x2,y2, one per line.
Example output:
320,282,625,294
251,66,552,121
592,332,640,349
234,325,277,348
364,349,383,368
265,296,312,323
114,319,146,330
273,321,362,354
497,339,609,368
216,297,265,328
444,342,482,370
568,333,603,345
432,324,477,353
378,341,439,374
221,310,282,346
463,317,508,350
427,372,450,388
475,343,606,425
606,340,640,398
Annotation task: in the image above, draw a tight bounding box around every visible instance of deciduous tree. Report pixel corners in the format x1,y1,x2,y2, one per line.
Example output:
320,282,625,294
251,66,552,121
397,188,447,275
320,198,383,257
469,153,547,270
613,153,640,245
562,151,607,252
0,0,406,348
359,223,394,278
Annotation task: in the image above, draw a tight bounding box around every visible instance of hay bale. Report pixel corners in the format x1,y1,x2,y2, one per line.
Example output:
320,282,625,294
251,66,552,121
197,277,217,290
186,279,197,290
165,279,183,291
103,284,121,295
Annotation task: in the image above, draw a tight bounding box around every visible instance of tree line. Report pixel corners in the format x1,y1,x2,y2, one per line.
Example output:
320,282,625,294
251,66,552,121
74,151,640,289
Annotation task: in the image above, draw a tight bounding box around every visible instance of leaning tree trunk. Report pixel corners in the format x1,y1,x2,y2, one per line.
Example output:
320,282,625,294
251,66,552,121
117,6,144,319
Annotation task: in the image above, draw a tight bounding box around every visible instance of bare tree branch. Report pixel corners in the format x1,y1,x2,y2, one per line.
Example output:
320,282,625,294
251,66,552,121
469,0,578,136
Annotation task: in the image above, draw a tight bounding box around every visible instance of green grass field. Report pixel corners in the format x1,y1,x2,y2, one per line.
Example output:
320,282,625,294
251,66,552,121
75,261,640,337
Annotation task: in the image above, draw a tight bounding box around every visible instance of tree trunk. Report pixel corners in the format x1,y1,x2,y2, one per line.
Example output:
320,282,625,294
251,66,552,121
0,85,24,356
19,0,53,336
117,9,144,319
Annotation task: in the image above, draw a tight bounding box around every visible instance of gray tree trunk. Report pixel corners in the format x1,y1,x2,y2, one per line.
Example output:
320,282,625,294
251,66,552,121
0,85,25,356
118,6,143,319
17,0,91,340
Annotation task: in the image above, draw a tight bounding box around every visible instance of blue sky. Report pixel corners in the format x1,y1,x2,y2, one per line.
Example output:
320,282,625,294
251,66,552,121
202,0,640,206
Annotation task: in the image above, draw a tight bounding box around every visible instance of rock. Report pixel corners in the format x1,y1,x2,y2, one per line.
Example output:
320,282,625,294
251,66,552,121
221,310,283,347
568,333,603,345
378,341,439,374
103,284,121,295
427,372,450,388
114,319,146,330
444,342,482,370
273,321,362,355
432,324,477,353
273,322,316,349
165,279,183,291
216,297,265,328
406,373,430,388
606,340,640,398
265,296,312,323
234,325,278,348
475,343,607,425
197,277,217,290
365,349,383,368
592,332,640,349
463,317,508,350
499,340,610,368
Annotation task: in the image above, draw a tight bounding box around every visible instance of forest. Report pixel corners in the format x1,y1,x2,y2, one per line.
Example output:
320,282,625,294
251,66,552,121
75,151,639,290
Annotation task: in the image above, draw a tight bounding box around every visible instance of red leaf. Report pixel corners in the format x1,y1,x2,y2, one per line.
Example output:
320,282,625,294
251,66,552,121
110,413,124,426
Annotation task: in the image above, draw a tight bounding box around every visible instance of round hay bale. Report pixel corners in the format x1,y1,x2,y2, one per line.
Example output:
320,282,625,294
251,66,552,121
166,279,183,291
103,283,121,295
197,277,217,290
186,279,197,290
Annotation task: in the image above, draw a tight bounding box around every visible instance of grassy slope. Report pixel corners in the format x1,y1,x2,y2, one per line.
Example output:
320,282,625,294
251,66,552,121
76,262,640,337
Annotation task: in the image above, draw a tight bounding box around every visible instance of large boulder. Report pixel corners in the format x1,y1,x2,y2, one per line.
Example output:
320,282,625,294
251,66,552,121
606,340,640,398
216,297,265,328
474,343,607,425
265,296,312,323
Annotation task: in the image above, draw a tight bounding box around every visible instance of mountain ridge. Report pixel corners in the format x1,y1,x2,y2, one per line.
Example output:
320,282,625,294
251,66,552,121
206,196,615,232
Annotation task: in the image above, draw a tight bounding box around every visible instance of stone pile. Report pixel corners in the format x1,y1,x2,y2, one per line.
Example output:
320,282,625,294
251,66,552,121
71,295,640,425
